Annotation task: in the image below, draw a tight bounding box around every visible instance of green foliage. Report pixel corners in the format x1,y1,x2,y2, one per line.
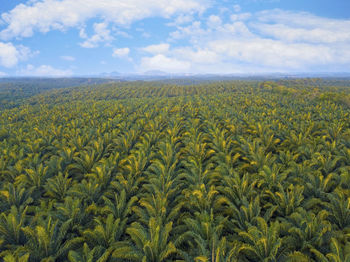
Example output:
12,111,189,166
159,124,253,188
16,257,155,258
318,92,350,108
1,79,350,261
238,217,284,261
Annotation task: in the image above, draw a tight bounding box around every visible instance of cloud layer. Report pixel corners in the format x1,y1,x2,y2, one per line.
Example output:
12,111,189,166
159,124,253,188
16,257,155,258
0,1,349,75
140,9,350,73
0,42,32,68
0,0,208,40
113,47,130,58
19,64,72,77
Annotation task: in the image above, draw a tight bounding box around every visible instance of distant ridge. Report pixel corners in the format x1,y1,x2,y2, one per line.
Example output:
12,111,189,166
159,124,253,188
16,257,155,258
1,72,350,81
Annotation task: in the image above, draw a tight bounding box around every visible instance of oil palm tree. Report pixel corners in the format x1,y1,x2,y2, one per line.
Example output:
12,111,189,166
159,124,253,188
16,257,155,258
82,214,128,261
238,217,285,261
21,217,83,261
113,217,176,261
0,206,28,250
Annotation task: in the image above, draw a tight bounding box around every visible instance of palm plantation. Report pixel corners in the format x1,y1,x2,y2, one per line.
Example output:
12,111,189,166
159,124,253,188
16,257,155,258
0,79,350,261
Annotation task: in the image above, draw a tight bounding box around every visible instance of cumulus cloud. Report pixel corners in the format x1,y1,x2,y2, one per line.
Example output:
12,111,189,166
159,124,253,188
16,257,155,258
233,4,241,12
2,2,349,74
230,13,252,21
151,9,350,73
252,10,350,44
140,54,191,73
0,71,7,77
169,21,205,41
19,64,73,77
0,42,21,67
80,22,113,48
140,44,219,72
173,47,220,64
207,15,222,28
169,14,194,26
141,43,170,54
208,38,337,69
0,42,33,68
0,0,209,40
253,23,350,44
112,47,130,58
257,9,350,29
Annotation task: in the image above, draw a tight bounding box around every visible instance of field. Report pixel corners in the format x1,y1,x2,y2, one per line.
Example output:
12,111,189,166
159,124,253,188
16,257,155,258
1,78,350,261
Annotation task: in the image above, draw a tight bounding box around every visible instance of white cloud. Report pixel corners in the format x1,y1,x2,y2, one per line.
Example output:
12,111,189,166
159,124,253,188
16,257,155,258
0,42,33,68
142,43,170,54
208,38,338,68
207,15,222,28
80,22,113,48
161,9,350,73
170,19,253,44
173,47,220,64
252,10,350,44
61,55,75,61
230,13,251,21
19,64,73,77
112,47,130,58
0,0,209,40
170,21,205,41
79,28,87,39
0,42,20,67
2,3,349,74
0,71,7,77
233,4,241,12
139,44,219,73
253,23,350,44
257,9,350,30
172,14,194,25
140,54,191,73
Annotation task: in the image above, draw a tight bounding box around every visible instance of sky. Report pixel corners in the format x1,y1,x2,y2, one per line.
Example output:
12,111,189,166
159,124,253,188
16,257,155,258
0,0,350,77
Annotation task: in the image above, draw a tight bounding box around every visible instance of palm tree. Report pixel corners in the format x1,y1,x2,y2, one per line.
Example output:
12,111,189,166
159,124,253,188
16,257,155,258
0,183,33,211
2,253,30,262
325,238,350,262
44,172,71,202
285,210,331,258
68,243,103,262
116,149,149,197
101,189,138,222
238,217,285,261
82,214,128,261
239,139,275,173
304,237,350,262
303,171,339,209
217,172,257,208
113,217,176,261
176,210,228,261
69,179,103,208
225,196,276,234
0,206,28,250
325,191,350,233
192,237,240,262
255,164,289,192
21,217,83,261
311,152,341,176
264,184,304,218
15,163,51,198
55,196,90,233
67,150,99,178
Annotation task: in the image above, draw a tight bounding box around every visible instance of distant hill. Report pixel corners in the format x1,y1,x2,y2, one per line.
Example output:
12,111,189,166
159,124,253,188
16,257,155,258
0,77,119,109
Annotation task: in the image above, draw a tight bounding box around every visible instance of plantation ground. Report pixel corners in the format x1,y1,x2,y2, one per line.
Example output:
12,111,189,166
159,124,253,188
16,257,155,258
0,79,350,261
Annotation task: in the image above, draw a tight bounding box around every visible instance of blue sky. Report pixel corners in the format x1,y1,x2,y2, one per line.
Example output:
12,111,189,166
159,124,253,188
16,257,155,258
0,0,349,76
